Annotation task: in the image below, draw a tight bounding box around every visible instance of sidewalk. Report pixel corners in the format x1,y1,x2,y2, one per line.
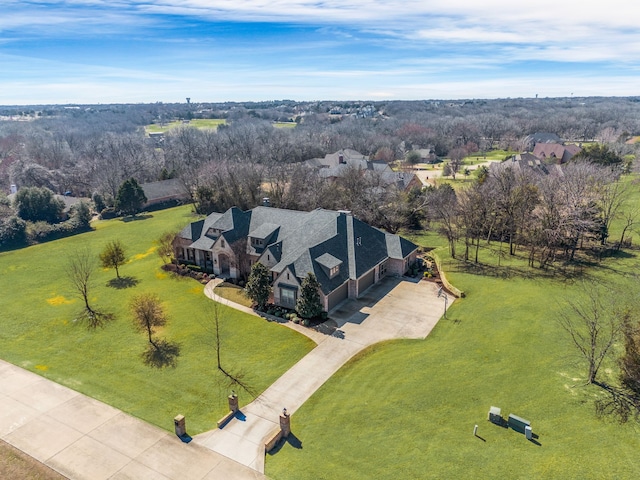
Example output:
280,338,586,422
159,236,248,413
0,359,267,480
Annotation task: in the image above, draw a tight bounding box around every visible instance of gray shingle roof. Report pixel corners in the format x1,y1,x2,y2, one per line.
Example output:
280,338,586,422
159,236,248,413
178,219,204,241
186,206,417,294
141,178,189,203
248,222,280,240
315,253,342,269
385,234,417,259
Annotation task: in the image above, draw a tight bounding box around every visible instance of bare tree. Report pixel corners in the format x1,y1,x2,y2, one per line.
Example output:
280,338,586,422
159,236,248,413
426,184,459,258
201,301,257,397
617,206,640,250
66,248,114,329
130,292,180,368
230,238,251,282
156,231,177,264
595,173,627,245
447,147,466,180
559,281,625,384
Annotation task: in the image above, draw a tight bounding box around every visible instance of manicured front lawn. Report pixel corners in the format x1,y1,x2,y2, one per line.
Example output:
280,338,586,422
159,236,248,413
267,194,640,478
214,281,254,308
0,206,314,434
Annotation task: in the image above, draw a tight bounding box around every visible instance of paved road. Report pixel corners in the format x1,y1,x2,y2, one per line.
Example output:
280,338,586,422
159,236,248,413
0,360,267,480
195,277,449,473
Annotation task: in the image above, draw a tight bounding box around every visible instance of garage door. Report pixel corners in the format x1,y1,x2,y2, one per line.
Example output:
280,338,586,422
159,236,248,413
358,269,375,295
327,281,348,311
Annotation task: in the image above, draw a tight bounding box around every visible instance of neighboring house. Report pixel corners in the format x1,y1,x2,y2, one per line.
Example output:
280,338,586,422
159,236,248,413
174,206,418,312
306,149,422,192
306,149,369,170
146,131,165,147
415,147,437,163
532,143,581,164
491,153,564,176
141,178,190,209
7,191,89,214
522,132,563,151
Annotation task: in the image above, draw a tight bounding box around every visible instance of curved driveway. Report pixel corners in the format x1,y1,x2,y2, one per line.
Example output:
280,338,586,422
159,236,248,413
195,276,450,472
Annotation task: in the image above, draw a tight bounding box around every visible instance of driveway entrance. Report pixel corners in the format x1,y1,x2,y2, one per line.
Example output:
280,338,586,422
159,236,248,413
195,276,451,472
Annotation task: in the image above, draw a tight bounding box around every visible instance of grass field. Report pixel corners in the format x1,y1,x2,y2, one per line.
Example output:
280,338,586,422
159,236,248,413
267,176,640,479
273,121,297,129
214,281,253,308
145,118,226,133
0,206,314,435
465,149,517,162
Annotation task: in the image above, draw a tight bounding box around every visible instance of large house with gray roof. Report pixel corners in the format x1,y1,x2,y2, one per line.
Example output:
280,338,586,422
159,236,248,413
305,149,423,192
174,206,418,312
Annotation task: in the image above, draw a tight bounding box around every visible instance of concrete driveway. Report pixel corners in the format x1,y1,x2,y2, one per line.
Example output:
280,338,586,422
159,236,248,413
195,276,451,472
329,276,447,345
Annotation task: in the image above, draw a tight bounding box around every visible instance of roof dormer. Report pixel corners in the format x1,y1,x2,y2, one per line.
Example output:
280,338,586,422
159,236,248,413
315,253,343,279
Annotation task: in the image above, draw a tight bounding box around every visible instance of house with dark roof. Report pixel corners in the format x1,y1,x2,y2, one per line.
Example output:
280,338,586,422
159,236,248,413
522,132,562,151
141,178,190,209
174,206,418,312
491,153,564,176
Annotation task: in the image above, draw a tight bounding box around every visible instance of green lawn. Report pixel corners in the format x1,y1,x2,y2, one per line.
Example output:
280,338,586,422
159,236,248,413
267,179,640,479
214,282,254,308
273,122,297,129
145,118,226,133
0,206,314,434
467,149,517,162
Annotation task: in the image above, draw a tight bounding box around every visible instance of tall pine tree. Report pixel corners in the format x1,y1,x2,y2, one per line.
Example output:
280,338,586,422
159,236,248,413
115,178,147,216
245,262,272,309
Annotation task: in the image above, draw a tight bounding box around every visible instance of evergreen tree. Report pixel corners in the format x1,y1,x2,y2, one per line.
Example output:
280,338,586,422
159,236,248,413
14,186,64,223
115,178,147,216
70,201,92,229
244,262,272,309
296,273,323,319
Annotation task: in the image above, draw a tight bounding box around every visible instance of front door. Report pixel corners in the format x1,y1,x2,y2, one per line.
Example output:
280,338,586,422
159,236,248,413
219,253,230,276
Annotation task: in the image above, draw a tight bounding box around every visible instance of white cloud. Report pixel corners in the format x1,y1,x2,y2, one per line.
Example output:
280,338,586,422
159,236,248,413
2,1,639,103
4,1,637,63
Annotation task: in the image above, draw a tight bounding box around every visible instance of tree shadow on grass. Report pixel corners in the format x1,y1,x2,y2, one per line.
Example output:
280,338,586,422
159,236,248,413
141,339,181,368
107,276,140,289
76,307,115,330
121,214,153,222
452,259,591,282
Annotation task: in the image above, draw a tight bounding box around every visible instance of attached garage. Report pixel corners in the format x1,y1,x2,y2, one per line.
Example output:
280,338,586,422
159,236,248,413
357,269,375,296
327,281,348,311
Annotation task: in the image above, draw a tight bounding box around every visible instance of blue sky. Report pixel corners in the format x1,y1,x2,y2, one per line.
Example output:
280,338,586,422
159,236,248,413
1,1,638,104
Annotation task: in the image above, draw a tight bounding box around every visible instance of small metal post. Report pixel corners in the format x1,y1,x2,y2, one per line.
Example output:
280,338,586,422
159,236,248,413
473,424,478,436
437,287,448,318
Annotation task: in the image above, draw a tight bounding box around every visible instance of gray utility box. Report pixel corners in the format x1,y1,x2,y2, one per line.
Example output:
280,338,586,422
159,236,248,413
488,406,502,425
507,413,530,434
525,425,533,440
